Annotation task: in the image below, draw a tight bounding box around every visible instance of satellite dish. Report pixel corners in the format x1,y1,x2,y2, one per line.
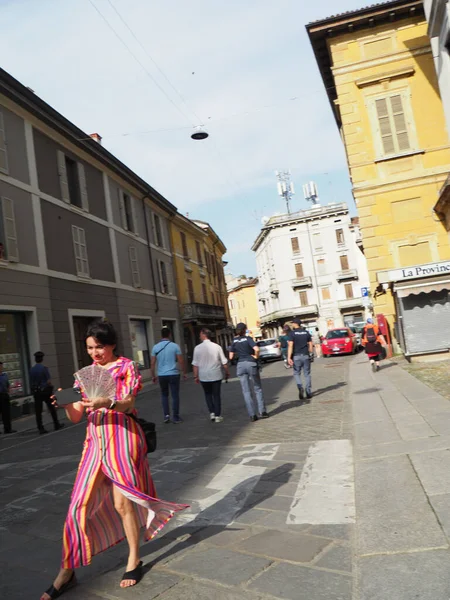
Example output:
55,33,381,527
261,216,270,225
191,126,209,140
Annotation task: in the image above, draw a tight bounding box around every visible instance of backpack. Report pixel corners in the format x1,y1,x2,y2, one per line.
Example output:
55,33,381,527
366,327,377,343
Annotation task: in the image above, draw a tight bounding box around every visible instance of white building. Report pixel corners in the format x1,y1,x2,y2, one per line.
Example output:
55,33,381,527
252,203,371,337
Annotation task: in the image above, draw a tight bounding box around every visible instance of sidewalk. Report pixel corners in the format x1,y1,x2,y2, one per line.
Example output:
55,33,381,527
350,355,450,600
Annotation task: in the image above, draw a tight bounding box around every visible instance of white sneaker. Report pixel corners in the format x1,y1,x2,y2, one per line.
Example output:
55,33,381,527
210,413,216,421
215,416,224,423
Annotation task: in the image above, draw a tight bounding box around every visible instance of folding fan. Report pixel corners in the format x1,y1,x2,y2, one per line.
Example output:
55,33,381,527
74,364,116,400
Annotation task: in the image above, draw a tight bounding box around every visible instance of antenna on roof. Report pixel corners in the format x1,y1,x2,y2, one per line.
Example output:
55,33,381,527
303,181,320,206
275,170,295,214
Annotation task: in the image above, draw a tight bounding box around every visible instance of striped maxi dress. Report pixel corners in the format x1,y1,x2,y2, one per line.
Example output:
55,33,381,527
61,357,189,569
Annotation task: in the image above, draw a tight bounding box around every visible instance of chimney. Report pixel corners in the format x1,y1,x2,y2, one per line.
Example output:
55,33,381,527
90,133,102,145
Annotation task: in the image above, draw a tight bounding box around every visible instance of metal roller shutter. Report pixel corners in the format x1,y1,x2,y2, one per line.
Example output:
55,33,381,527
400,289,450,354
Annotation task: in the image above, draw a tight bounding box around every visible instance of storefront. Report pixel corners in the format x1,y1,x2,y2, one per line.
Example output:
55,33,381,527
378,260,450,358
0,312,30,398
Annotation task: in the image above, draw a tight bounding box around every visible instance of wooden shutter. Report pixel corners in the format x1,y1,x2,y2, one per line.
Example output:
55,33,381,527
118,190,127,229
77,163,89,210
345,283,354,299
181,232,189,257
72,226,89,277
299,290,308,306
322,287,331,301
187,279,194,302
129,246,141,288
1,197,19,261
202,283,208,304
130,196,138,235
196,240,202,265
159,261,168,294
57,150,70,203
0,111,8,174
375,98,395,155
295,263,304,278
153,213,163,247
390,94,410,152
335,229,344,244
291,237,300,253
340,255,349,270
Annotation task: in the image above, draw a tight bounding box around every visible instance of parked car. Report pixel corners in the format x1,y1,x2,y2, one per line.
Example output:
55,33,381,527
322,328,358,357
349,326,362,348
256,338,282,362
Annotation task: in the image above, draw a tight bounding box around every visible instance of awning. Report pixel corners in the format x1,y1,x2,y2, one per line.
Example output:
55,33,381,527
394,278,450,298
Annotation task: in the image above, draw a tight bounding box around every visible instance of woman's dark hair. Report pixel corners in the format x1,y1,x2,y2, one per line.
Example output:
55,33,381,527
236,326,246,337
85,319,118,347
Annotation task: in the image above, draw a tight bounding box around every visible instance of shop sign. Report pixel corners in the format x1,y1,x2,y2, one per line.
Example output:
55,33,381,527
384,260,450,282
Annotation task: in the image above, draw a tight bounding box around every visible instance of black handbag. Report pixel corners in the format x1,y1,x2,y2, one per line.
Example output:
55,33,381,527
128,414,157,453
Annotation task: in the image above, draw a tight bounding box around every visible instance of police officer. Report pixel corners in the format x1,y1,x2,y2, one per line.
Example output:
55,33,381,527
229,323,269,422
0,361,16,434
30,351,64,434
288,318,314,402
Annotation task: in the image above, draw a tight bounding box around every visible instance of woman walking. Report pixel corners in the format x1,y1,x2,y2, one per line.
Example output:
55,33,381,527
40,321,188,599
361,318,386,372
228,322,269,422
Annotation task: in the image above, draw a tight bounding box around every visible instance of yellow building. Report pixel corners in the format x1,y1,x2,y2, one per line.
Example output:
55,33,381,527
307,0,450,359
170,214,232,365
226,276,261,339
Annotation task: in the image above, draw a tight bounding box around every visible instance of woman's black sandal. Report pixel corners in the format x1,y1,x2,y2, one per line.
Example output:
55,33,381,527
44,572,76,598
121,560,143,586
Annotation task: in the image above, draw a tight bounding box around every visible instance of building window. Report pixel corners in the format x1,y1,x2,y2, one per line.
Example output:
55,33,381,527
321,286,331,301
187,279,195,303
158,261,170,294
72,225,89,277
344,283,354,299
312,233,322,251
129,246,141,288
0,197,19,262
291,237,300,254
130,319,150,370
196,240,203,266
295,262,303,278
229,298,234,310
57,150,89,210
181,231,189,258
336,229,345,245
340,255,349,270
299,290,308,306
202,283,208,304
317,258,326,275
152,213,164,247
371,92,414,157
118,190,137,234
0,110,9,174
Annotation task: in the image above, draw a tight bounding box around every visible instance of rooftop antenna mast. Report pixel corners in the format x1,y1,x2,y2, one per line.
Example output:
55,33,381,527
303,181,320,206
276,170,295,214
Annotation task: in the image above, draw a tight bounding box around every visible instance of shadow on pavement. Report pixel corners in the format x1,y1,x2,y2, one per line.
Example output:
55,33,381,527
313,382,347,396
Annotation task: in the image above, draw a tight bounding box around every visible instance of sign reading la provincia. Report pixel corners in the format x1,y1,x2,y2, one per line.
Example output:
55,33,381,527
384,260,450,282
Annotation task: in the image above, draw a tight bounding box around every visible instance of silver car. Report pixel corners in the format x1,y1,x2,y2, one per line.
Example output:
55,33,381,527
257,338,282,362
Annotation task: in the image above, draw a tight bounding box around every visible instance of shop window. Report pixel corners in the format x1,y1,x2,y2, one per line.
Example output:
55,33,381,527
345,283,354,299
130,319,150,370
0,196,19,262
0,312,29,398
299,290,308,306
295,263,304,278
291,237,300,254
57,150,89,210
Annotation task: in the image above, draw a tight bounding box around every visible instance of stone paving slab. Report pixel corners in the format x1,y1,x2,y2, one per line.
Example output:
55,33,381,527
235,529,332,562
315,543,352,573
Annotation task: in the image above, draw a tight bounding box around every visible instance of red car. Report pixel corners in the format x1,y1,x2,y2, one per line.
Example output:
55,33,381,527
322,328,357,357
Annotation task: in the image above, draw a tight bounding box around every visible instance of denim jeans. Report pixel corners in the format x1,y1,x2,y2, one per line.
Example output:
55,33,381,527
201,380,222,416
158,375,180,418
236,361,266,417
293,355,311,394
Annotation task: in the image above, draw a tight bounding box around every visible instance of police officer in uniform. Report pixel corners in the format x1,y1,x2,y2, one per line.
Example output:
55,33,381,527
288,318,314,401
229,323,269,422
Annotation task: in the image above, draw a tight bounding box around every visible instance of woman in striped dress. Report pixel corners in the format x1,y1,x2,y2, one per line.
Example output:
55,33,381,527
41,321,188,599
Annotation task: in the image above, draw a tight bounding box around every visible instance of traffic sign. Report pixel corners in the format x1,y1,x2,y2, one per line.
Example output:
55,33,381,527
361,287,369,297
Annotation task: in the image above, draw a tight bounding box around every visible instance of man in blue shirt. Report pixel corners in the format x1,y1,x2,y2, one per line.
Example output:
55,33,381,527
151,327,186,424
0,361,16,434
288,319,314,402
30,351,64,434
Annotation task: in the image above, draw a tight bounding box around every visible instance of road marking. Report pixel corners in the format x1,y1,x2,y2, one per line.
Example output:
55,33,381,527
288,440,355,524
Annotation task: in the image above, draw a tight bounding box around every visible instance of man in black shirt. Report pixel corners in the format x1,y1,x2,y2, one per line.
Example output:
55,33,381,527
288,319,313,401
30,351,64,434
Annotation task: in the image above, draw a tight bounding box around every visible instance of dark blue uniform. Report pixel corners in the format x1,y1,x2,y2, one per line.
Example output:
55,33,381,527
231,336,266,418
289,328,312,398
230,336,257,363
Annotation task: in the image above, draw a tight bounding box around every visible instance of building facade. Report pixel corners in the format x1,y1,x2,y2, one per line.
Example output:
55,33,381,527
170,215,231,366
424,0,450,229
0,67,180,403
307,0,450,359
226,275,261,338
252,203,371,337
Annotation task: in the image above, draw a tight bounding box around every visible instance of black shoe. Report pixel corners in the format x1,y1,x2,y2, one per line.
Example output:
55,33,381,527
260,412,270,419
39,428,48,435
298,388,304,401
4,429,17,434
306,392,312,399
250,415,258,422
55,423,65,431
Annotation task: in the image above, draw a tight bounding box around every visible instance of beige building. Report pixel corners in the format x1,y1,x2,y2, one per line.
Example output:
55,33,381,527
226,275,261,338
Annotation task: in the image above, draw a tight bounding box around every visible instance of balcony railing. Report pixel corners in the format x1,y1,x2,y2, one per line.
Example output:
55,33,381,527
291,276,312,289
183,303,226,321
338,297,364,310
336,269,358,281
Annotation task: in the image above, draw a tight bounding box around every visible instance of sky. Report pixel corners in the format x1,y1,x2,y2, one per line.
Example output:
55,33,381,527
0,0,375,275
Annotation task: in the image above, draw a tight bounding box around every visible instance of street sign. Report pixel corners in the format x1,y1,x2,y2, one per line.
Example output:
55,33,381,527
361,287,369,297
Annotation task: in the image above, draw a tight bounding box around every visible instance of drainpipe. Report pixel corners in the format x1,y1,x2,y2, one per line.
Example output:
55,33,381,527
141,194,159,313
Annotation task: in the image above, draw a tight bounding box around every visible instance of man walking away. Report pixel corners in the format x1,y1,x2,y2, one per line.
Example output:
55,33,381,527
278,325,291,368
151,327,186,424
192,328,230,423
30,351,64,434
288,319,313,402
312,328,322,358
361,318,386,372
0,362,16,434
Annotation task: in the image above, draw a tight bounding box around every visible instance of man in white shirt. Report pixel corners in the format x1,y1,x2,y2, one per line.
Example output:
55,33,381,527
192,328,230,423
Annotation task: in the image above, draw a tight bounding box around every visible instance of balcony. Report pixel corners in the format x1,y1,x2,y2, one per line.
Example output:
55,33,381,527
336,269,358,281
291,276,312,289
182,303,226,322
338,297,364,310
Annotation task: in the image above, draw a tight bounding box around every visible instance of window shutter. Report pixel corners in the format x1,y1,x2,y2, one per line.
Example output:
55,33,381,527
130,196,138,235
390,94,410,152
72,225,89,277
0,111,9,174
77,163,89,210
291,237,300,253
299,291,308,306
118,190,127,229
57,150,70,203
345,283,354,299
129,246,141,288
375,98,395,155
1,197,19,262
72,225,82,275
295,263,304,278
159,261,169,294
340,255,349,270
